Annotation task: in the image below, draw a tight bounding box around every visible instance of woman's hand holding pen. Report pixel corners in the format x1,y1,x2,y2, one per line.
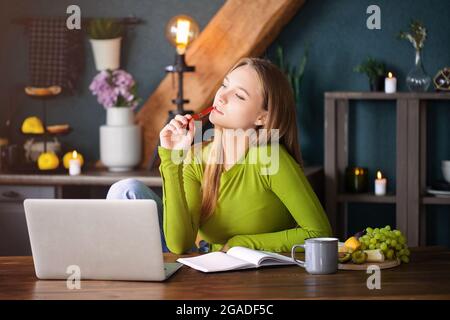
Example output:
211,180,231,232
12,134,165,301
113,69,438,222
159,114,195,150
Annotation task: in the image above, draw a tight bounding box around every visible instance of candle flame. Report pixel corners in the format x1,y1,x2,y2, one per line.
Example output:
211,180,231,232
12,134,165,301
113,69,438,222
72,150,78,159
388,72,393,78
355,168,360,175
377,170,383,179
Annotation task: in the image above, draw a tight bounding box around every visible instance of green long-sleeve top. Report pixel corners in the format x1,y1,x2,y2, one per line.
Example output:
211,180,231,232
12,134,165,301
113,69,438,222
158,142,332,254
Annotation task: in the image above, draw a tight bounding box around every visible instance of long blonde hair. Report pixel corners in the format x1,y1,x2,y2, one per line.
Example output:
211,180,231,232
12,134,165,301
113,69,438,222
200,57,303,221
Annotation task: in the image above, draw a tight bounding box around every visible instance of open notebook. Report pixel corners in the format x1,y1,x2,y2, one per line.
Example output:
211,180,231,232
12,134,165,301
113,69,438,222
176,246,295,273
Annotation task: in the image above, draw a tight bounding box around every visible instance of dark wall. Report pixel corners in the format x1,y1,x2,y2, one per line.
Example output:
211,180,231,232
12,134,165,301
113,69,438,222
270,0,449,175
0,0,449,245
266,0,450,246
0,0,225,160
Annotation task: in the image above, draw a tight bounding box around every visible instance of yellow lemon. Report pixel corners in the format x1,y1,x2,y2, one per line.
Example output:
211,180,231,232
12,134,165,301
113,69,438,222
37,152,60,170
344,236,361,253
22,116,44,134
63,151,84,169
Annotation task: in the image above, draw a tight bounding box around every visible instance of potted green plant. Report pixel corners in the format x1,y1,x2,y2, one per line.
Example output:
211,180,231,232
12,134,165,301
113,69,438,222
273,44,310,164
275,44,309,110
354,57,386,91
87,18,124,71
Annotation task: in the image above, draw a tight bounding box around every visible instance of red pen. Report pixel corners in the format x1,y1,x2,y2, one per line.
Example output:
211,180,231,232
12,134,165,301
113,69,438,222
190,106,214,121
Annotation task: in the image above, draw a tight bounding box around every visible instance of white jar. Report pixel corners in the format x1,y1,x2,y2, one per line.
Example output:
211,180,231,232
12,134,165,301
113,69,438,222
89,37,122,71
100,107,141,172
106,107,134,126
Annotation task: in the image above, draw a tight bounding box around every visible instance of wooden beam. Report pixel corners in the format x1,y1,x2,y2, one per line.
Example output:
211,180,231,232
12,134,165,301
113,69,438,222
136,0,306,168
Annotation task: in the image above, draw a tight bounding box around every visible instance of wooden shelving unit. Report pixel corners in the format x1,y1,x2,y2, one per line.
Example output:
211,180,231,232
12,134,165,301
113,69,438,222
421,197,450,205
337,193,397,204
324,91,450,247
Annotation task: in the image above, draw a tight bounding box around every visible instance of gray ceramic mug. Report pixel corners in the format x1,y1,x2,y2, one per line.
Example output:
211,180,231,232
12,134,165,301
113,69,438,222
291,237,338,275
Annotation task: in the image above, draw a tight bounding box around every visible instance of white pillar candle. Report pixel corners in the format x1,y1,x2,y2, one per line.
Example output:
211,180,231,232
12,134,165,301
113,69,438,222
385,72,397,93
374,170,387,196
69,159,81,176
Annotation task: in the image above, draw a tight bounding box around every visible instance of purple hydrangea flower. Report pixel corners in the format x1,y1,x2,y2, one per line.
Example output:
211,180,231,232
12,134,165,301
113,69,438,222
89,69,140,109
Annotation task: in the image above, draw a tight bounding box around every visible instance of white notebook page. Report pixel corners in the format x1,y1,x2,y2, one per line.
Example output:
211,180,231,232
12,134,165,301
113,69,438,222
177,252,253,272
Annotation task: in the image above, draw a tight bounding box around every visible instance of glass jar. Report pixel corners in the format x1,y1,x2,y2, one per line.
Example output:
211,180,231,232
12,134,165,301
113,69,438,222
345,167,369,193
406,49,431,92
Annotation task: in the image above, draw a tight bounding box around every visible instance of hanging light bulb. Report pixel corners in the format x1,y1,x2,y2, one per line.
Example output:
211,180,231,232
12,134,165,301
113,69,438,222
165,15,200,55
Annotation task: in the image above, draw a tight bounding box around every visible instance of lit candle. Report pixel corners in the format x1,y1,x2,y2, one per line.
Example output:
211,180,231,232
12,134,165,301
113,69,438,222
69,151,81,176
345,167,369,193
384,72,397,93
375,170,387,196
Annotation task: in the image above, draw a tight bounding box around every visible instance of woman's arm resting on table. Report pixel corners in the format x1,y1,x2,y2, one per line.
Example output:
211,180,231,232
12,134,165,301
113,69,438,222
227,145,332,252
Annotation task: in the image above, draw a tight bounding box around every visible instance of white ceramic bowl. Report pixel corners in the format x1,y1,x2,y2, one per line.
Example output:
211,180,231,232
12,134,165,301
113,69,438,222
442,160,450,183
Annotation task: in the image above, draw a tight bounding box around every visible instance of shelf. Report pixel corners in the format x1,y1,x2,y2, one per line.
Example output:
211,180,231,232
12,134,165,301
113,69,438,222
20,128,72,137
422,196,450,205
337,193,396,204
325,91,450,246
325,91,450,100
337,193,450,205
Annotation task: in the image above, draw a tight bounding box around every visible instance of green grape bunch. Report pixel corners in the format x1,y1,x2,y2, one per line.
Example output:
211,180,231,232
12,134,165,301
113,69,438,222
358,225,410,263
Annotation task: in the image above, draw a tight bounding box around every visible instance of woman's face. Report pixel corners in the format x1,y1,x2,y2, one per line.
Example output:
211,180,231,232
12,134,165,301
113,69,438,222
209,65,267,130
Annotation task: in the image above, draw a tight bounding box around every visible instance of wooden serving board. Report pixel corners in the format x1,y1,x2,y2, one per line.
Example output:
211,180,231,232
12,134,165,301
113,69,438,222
338,258,401,271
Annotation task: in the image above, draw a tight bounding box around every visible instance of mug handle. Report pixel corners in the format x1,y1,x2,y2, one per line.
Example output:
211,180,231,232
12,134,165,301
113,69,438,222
291,244,306,268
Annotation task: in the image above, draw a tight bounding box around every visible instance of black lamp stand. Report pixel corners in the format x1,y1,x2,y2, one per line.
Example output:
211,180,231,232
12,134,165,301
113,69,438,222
147,53,196,170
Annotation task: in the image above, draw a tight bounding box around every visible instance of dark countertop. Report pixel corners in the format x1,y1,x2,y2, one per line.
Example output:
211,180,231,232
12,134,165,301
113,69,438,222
0,168,163,187
0,166,323,188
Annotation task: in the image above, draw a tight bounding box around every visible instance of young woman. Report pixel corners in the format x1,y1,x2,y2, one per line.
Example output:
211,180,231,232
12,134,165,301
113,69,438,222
107,57,332,254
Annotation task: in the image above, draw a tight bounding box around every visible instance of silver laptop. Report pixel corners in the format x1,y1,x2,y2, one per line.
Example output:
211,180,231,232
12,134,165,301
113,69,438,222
23,199,182,281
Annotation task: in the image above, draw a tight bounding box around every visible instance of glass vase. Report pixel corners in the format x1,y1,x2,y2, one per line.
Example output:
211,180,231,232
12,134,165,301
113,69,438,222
406,49,431,92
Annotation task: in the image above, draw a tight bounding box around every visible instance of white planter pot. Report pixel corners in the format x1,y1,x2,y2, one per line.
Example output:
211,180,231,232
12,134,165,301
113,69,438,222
89,37,122,71
100,107,141,172
100,125,141,172
106,107,134,126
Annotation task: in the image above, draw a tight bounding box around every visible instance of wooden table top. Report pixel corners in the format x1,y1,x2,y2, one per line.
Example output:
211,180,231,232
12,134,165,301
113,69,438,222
1,247,449,300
